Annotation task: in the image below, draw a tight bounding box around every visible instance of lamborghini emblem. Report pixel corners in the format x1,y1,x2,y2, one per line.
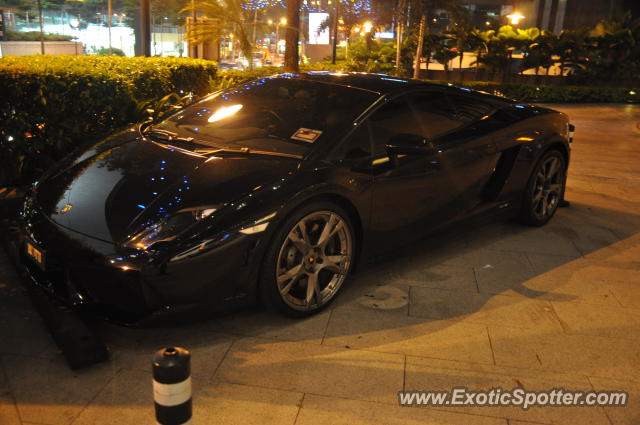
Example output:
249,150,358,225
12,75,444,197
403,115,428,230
60,203,73,214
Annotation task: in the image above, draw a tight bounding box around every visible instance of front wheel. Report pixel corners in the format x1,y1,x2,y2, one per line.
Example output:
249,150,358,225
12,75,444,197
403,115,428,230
260,202,355,317
519,150,567,226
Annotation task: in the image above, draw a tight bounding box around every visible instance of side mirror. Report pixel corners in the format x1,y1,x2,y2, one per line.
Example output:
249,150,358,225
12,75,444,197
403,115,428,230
386,134,436,156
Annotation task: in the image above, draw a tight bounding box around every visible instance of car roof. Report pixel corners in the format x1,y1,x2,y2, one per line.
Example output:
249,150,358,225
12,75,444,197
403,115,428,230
273,71,438,95
274,72,513,105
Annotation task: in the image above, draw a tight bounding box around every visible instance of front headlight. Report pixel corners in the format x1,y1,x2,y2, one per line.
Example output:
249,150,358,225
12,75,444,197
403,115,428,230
125,206,217,250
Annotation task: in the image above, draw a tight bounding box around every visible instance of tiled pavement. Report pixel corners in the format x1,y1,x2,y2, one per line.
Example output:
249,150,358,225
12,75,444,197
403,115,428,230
0,104,639,425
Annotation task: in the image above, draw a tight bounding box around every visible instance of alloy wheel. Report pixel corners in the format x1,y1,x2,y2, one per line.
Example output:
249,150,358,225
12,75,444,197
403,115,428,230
531,155,564,220
275,211,353,311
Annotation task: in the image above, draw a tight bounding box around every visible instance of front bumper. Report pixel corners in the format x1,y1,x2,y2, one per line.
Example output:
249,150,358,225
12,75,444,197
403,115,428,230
17,199,260,325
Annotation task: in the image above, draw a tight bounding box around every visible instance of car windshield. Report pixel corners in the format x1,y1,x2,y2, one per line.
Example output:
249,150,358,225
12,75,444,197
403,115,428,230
154,76,379,157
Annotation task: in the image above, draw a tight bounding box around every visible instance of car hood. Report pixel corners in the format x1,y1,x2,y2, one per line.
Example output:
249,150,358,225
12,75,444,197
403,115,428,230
35,135,300,244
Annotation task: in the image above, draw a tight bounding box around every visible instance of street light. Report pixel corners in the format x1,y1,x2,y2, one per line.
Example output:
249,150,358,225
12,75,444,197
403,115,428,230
506,12,525,25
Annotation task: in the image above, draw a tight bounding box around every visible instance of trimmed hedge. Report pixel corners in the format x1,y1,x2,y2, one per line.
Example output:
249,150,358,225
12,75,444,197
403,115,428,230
1,56,637,186
456,82,639,104
212,62,353,89
215,66,639,104
0,55,217,186
6,30,76,42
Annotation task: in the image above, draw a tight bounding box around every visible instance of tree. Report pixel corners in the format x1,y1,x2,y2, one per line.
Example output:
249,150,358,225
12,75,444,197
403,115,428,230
473,29,507,75
522,30,555,78
587,13,638,79
409,0,460,79
394,0,407,74
552,28,589,78
466,28,487,80
412,13,425,78
284,0,300,72
181,0,254,67
431,35,456,76
447,4,474,80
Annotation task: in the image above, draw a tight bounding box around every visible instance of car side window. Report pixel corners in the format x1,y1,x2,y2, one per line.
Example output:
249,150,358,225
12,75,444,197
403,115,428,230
405,91,465,139
369,92,463,155
369,96,417,155
331,121,372,160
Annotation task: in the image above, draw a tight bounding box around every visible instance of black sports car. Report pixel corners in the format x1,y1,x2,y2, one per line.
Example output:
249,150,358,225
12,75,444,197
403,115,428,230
18,72,572,323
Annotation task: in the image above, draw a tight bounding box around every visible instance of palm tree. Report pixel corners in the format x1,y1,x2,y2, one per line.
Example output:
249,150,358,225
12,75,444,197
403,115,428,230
181,0,254,68
587,13,638,80
394,0,408,74
522,30,555,81
284,0,301,72
410,0,460,79
447,4,473,80
473,29,510,79
431,35,457,78
413,13,426,78
551,28,589,78
466,28,487,80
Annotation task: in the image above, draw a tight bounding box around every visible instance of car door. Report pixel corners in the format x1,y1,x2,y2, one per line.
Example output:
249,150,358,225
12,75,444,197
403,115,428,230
432,90,503,212
369,90,469,235
369,89,503,236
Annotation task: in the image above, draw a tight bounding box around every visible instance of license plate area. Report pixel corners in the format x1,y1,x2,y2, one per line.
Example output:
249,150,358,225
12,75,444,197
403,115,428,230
26,241,45,270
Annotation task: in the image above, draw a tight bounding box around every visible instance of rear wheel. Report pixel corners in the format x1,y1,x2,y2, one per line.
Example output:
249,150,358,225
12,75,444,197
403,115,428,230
260,202,355,317
519,150,566,226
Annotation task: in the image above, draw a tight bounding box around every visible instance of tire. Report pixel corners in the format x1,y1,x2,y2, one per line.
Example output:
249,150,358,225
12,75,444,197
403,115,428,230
259,201,355,317
519,149,567,227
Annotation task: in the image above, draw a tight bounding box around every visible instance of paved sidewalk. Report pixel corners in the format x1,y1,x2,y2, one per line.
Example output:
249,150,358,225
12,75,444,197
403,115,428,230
1,104,639,425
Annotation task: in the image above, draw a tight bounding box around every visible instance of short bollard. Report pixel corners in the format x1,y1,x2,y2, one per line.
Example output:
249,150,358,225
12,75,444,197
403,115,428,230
153,347,192,425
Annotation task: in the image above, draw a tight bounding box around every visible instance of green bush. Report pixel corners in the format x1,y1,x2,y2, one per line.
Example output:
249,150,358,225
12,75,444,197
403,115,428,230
214,66,282,89
0,55,217,186
2,56,636,187
6,30,76,42
213,63,355,90
453,81,639,103
214,66,638,104
96,47,126,56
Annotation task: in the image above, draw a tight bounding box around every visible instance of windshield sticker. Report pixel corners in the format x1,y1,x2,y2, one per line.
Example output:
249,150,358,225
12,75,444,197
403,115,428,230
291,128,323,143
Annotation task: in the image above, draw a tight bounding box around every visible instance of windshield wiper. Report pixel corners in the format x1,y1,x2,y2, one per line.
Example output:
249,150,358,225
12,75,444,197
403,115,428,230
195,146,303,160
138,123,302,159
142,128,195,144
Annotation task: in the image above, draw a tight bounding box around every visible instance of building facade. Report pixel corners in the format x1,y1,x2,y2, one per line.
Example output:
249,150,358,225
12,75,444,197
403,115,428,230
460,0,630,32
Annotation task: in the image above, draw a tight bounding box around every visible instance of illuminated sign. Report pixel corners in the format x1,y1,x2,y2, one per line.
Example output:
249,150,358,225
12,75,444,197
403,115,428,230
309,12,330,45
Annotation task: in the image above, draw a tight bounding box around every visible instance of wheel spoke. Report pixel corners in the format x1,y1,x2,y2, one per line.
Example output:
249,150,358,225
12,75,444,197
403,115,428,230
280,274,302,296
548,183,562,193
289,221,310,253
541,196,549,216
325,254,346,264
316,214,337,246
533,198,542,211
547,158,560,179
305,273,320,305
317,216,344,248
277,264,303,285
